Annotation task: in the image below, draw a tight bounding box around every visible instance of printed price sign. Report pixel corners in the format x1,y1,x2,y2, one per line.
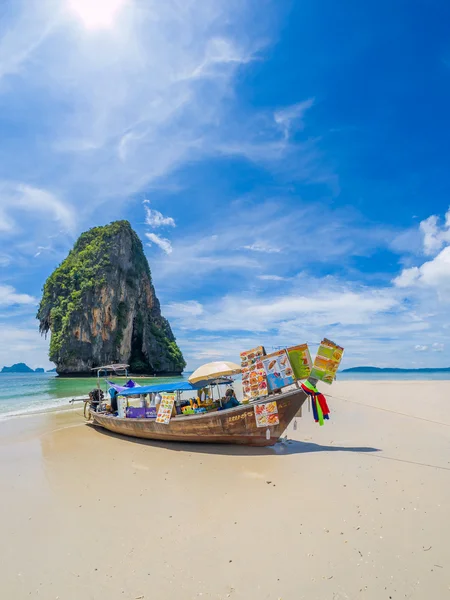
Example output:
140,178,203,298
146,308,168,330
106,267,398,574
156,393,175,424
254,401,279,427
262,350,294,390
287,344,312,380
310,339,344,384
240,346,268,400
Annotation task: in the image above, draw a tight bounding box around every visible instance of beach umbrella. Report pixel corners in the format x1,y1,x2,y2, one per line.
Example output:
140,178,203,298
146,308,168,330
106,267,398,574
188,361,241,384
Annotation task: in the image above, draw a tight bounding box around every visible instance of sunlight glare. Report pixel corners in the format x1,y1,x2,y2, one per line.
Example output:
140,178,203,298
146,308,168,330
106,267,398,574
68,0,127,30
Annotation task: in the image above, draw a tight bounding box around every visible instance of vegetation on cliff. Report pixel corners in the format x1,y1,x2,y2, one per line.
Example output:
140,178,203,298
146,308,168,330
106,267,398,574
37,221,185,374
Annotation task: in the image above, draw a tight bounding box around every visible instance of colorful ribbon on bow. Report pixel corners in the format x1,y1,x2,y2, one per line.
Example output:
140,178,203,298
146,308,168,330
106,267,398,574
301,381,330,426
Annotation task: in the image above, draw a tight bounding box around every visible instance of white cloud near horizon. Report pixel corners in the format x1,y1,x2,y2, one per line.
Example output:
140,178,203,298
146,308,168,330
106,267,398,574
0,324,53,370
156,205,450,368
432,342,444,352
165,284,400,334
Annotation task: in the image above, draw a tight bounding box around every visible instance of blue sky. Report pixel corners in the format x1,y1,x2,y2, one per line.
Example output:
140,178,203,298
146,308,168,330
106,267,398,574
1,0,450,370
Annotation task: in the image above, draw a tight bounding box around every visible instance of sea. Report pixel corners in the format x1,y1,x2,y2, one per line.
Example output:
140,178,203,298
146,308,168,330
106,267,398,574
0,372,188,420
1,370,450,420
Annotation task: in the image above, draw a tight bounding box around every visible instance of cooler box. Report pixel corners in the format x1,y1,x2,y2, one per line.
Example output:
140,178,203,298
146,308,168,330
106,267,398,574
126,407,146,419
145,407,157,419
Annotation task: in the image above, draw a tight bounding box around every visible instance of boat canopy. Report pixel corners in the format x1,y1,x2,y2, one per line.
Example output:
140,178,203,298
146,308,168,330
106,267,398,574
118,381,200,396
117,378,234,396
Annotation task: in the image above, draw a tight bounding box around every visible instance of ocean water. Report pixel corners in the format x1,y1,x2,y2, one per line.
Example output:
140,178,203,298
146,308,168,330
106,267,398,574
1,370,449,421
0,372,189,420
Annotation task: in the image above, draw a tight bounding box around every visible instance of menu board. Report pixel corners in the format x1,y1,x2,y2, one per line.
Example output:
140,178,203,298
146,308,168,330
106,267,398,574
262,350,294,391
254,401,279,427
240,346,266,369
287,344,312,380
310,338,344,384
156,393,176,424
240,346,269,400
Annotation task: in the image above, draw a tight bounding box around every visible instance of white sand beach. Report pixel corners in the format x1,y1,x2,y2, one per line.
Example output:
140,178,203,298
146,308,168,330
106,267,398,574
0,380,449,599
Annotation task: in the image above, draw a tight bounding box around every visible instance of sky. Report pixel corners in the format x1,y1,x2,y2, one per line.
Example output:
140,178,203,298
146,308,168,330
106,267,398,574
1,0,450,371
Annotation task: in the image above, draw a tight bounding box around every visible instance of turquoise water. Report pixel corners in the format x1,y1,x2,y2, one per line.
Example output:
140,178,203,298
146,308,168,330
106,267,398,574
1,370,449,420
0,372,189,419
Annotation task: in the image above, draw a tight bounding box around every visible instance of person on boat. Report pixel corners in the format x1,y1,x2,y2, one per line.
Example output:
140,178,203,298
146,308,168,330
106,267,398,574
221,388,240,410
109,388,118,413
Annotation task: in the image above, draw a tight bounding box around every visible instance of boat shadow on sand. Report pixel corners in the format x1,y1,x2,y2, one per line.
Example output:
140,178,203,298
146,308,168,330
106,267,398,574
89,426,380,457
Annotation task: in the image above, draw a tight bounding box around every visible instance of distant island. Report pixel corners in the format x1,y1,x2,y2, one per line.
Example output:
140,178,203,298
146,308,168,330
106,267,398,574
2,363,34,373
341,366,450,373
47,368,57,372
1,363,47,373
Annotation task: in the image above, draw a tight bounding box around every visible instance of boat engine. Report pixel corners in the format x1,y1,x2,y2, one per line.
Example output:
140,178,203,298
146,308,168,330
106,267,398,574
88,388,104,412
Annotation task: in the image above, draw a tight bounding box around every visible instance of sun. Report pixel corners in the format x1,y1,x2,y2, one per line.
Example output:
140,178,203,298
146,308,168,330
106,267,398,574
68,0,127,30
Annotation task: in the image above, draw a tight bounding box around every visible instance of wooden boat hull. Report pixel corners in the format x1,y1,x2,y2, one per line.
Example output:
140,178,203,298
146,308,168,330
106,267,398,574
91,387,307,446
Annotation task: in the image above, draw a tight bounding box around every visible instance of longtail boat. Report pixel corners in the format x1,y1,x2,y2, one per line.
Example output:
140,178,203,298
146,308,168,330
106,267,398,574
90,386,307,447
88,339,342,447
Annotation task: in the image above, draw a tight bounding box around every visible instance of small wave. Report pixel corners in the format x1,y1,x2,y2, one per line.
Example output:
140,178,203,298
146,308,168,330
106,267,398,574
0,395,87,421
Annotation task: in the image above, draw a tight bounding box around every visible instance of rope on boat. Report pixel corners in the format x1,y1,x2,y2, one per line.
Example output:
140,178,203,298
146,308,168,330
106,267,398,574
326,393,450,428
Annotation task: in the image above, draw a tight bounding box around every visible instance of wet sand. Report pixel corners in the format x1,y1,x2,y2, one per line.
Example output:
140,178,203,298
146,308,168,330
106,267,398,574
0,381,449,599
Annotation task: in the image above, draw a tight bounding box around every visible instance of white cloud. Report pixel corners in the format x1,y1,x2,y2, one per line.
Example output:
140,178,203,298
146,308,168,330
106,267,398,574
393,246,450,298
0,285,36,307
145,232,173,255
257,275,286,281
0,182,75,235
34,245,52,258
419,207,450,255
393,266,420,288
414,345,428,352
274,98,314,139
168,286,399,333
0,324,52,370
243,243,282,253
0,0,56,83
144,203,175,228
164,301,204,318
0,1,334,233
432,342,444,352
37,0,267,201
173,300,441,370
190,37,253,78
0,254,11,267
149,201,406,294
